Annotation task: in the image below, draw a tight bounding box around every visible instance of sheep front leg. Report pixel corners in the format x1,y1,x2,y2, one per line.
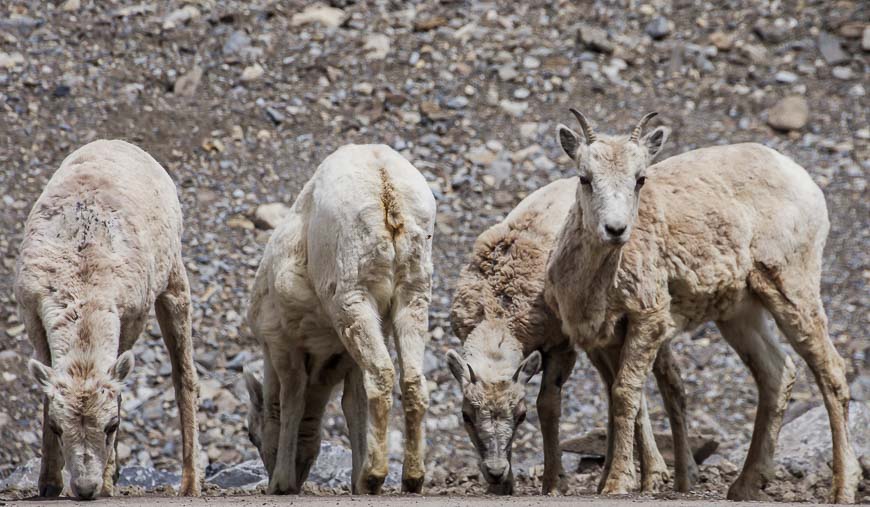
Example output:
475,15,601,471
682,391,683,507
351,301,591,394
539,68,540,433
154,263,201,497
537,342,577,495
601,317,670,495
392,288,431,493
266,351,307,495
27,312,64,498
636,391,669,492
295,382,335,487
336,295,395,494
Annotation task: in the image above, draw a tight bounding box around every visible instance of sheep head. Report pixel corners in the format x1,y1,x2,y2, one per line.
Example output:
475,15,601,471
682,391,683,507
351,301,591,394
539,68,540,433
28,351,134,499
556,110,670,245
445,348,541,495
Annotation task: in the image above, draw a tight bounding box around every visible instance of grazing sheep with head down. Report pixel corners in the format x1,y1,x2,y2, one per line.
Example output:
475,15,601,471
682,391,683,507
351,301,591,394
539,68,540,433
447,177,699,495
546,110,860,502
244,144,435,495
15,140,201,499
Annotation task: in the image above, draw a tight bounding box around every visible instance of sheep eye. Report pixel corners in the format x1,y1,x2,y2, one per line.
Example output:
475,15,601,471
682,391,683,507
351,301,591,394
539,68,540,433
636,176,647,189
579,175,592,187
49,420,63,437
104,417,119,435
515,410,526,425
462,411,473,424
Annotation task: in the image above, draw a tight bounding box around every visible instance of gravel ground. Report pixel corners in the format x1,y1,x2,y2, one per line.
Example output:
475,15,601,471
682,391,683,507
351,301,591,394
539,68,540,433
0,0,867,503
0,495,844,507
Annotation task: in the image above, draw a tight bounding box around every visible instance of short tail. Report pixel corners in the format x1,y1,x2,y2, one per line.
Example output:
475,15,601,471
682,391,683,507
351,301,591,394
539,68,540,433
379,167,405,238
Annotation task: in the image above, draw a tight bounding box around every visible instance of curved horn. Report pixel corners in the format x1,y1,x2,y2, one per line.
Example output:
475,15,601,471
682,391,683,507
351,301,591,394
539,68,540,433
630,112,658,143
467,364,478,384
569,108,597,144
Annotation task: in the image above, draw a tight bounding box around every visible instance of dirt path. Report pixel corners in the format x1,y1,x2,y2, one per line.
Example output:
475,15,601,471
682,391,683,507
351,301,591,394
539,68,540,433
0,496,823,507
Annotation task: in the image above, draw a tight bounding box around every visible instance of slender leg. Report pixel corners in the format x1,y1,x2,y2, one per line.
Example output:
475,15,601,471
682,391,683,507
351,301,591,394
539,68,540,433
652,342,697,492
715,302,796,500
342,365,368,493
635,391,669,492
154,262,201,497
538,342,577,495
261,352,281,477
100,439,116,497
391,286,431,493
601,316,671,495
750,266,860,504
333,292,395,494
266,350,307,495
295,381,336,487
26,310,64,498
586,348,623,493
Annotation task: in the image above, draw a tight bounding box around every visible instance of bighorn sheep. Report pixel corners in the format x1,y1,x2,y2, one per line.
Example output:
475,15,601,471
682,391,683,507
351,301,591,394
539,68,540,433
546,110,860,503
244,144,435,495
14,140,201,499
447,177,697,495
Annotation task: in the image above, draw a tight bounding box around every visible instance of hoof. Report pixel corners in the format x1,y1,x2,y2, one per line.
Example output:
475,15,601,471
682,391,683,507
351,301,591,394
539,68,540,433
358,473,385,495
486,481,514,495
600,468,635,495
727,479,770,501
267,477,299,495
401,475,424,494
641,469,669,493
601,475,633,495
674,461,700,493
38,482,63,498
541,474,564,496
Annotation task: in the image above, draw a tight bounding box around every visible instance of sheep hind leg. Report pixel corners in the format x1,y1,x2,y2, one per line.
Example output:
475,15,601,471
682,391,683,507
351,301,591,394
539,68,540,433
749,269,860,504
652,341,698,493
537,342,577,495
334,294,395,495
155,261,201,496
342,365,368,494
716,300,796,501
391,286,431,494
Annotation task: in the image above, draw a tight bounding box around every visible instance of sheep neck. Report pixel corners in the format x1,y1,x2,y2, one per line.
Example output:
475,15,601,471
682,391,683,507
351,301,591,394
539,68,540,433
47,299,121,375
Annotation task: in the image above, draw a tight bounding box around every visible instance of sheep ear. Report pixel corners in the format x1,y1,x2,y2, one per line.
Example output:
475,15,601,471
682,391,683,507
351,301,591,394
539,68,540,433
244,367,263,411
641,126,670,160
513,350,542,385
110,351,135,383
557,124,582,160
446,350,473,386
28,359,56,393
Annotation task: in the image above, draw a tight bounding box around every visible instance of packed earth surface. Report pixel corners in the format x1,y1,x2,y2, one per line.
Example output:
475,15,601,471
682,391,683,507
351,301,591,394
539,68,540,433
0,0,868,503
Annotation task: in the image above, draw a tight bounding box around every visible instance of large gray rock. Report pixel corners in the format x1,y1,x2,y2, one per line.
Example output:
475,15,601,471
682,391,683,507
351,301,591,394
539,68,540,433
561,428,719,465
205,441,403,490
730,401,869,481
207,460,266,489
0,457,43,492
117,466,180,489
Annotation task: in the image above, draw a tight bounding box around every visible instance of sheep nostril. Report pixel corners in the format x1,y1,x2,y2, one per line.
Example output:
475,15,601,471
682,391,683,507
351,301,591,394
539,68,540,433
604,224,626,237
